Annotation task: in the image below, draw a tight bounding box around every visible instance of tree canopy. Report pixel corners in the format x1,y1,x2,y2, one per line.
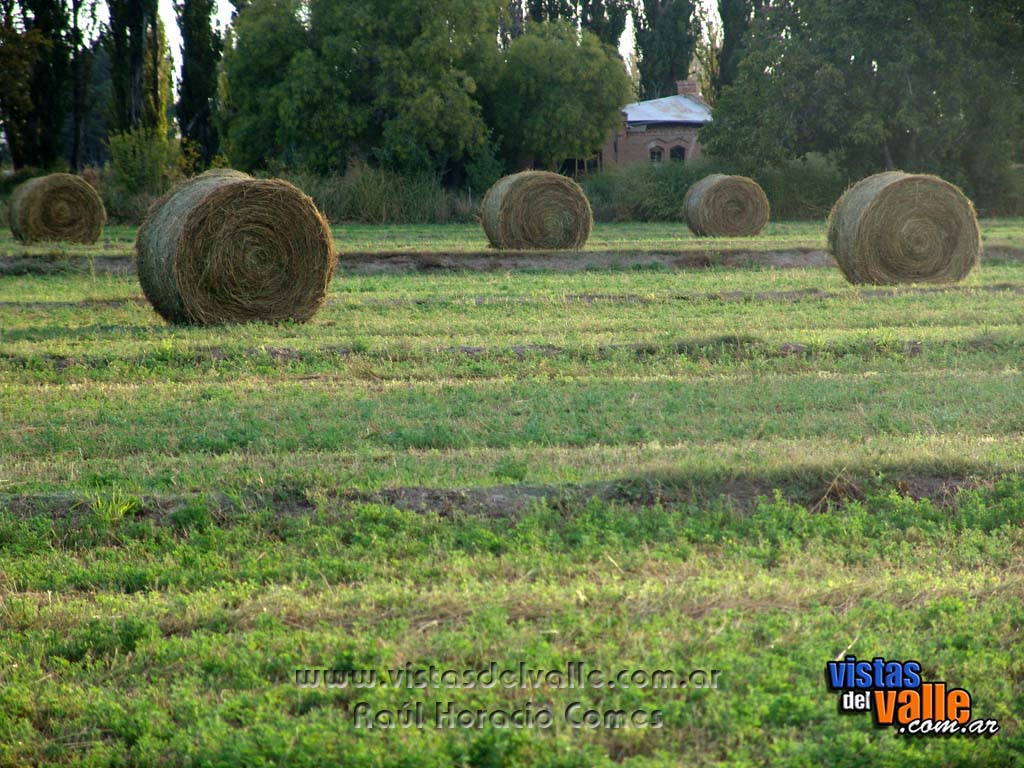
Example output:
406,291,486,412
220,0,632,175
489,20,633,169
175,0,221,165
633,0,697,98
702,0,1024,204
2,0,1020,208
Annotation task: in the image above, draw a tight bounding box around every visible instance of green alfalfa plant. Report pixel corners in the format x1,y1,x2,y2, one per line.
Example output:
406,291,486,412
85,486,141,533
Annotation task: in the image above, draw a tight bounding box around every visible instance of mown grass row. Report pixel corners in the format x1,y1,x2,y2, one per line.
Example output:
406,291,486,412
2,482,1023,766
1,226,1023,766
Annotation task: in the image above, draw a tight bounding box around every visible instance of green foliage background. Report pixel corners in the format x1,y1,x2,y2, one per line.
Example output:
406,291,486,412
702,0,1024,211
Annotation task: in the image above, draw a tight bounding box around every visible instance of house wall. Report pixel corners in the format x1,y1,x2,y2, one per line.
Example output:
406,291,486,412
599,124,704,169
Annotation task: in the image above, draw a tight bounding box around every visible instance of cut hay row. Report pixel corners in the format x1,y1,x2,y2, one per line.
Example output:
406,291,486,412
8,173,106,244
136,169,335,325
682,174,770,237
481,170,592,250
827,171,980,285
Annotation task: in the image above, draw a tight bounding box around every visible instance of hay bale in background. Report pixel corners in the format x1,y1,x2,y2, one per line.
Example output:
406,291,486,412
9,173,106,243
481,171,592,250
683,174,770,237
136,169,336,324
827,172,980,285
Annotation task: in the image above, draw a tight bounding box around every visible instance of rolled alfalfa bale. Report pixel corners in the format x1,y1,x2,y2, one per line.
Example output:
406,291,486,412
481,171,592,250
9,172,106,243
682,174,770,237
136,169,335,324
827,171,980,285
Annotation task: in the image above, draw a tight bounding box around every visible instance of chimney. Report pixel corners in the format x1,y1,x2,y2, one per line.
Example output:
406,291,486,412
676,78,702,100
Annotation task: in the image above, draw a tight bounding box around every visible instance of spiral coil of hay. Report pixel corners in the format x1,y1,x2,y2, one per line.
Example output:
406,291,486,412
481,171,592,250
136,169,336,324
9,173,107,244
682,174,770,237
827,172,980,285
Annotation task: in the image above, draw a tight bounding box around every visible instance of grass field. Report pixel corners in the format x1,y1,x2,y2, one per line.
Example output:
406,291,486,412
1,221,1023,766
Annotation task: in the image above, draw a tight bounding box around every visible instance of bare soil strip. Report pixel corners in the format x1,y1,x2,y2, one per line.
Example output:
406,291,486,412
4,246,1023,276
335,248,835,272
0,467,995,522
0,255,135,276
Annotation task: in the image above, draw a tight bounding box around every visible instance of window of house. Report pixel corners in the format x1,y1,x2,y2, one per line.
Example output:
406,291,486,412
670,145,686,162
649,147,663,163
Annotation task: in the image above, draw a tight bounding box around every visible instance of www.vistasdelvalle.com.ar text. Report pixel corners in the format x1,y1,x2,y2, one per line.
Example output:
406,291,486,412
293,661,721,691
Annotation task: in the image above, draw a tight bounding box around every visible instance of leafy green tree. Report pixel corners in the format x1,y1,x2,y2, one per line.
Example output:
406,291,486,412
524,0,631,47
633,0,697,98
66,0,95,169
221,0,504,174
175,0,221,165
491,21,633,168
218,0,305,169
525,0,574,23
0,10,49,168
16,0,71,167
142,12,173,135
715,0,761,94
75,36,114,166
702,0,1024,205
498,0,523,45
578,0,630,47
105,0,169,134
356,0,503,173
691,0,720,106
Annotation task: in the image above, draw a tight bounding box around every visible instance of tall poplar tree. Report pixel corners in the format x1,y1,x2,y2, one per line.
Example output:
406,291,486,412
176,0,221,164
633,0,698,99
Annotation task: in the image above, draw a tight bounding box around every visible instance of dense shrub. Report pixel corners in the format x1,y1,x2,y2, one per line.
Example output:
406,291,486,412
102,127,184,222
582,153,851,222
975,165,1024,217
753,154,850,220
272,163,478,224
582,159,731,221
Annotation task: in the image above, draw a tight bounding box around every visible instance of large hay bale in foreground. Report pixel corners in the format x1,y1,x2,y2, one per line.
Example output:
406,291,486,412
9,173,106,243
481,171,592,250
136,169,335,324
682,174,770,237
827,171,980,285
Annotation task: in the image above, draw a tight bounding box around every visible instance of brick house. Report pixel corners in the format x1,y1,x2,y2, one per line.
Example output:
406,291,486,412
599,78,712,169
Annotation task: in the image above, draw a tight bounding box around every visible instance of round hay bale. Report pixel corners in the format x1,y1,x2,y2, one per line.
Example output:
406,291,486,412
827,171,980,285
8,172,106,243
136,169,336,325
480,171,592,250
682,174,770,237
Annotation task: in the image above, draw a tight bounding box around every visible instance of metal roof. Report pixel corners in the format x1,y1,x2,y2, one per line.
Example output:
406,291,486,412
622,95,712,126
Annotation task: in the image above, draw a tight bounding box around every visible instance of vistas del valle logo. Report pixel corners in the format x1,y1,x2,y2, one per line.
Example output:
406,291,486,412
825,656,999,737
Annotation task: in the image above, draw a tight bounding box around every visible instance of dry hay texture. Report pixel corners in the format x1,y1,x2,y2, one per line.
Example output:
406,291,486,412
481,171,592,250
827,171,980,285
682,174,770,237
136,169,336,325
8,172,107,243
